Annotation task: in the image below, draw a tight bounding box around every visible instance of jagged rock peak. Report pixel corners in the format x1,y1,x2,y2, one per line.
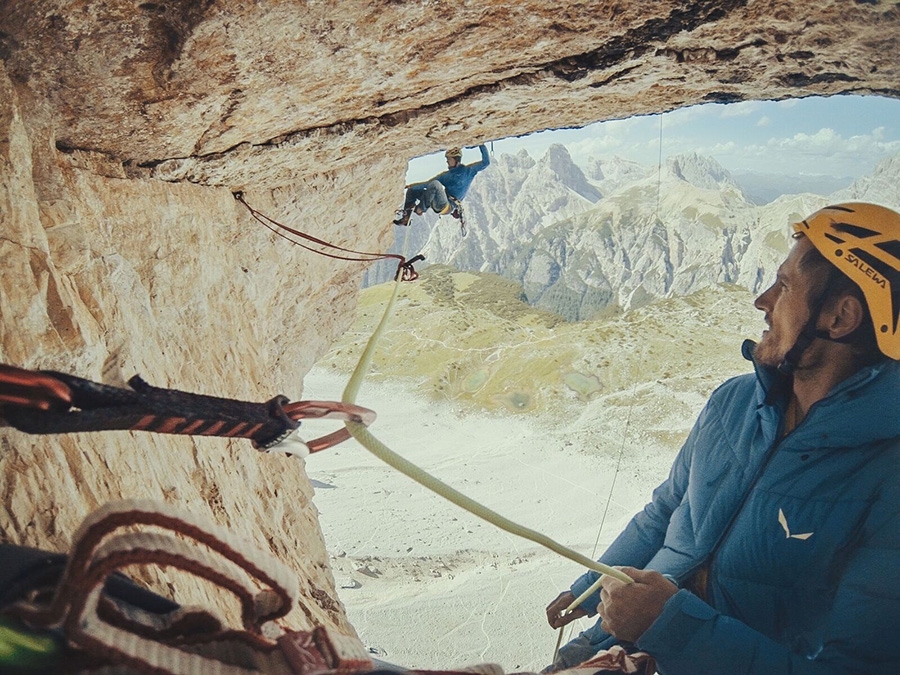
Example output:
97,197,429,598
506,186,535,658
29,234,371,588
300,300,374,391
835,153,900,206
666,152,742,192
586,156,650,185
539,144,602,203
499,148,538,171
516,147,536,163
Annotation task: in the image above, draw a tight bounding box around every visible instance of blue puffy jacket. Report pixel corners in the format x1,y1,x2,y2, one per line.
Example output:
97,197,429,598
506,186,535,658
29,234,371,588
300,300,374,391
567,340,900,674
433,145,490,200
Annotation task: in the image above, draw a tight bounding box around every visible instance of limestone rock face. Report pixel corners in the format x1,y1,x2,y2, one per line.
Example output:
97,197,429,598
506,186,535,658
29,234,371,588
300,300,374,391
1,0,899,635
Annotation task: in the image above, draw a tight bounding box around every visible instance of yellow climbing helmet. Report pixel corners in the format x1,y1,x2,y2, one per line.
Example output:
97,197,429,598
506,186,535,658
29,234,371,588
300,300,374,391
792,202,900,359
445,147,463,160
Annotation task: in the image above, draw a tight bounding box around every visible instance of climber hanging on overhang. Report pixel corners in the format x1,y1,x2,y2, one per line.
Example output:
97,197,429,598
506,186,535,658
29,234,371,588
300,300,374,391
393,144,490,234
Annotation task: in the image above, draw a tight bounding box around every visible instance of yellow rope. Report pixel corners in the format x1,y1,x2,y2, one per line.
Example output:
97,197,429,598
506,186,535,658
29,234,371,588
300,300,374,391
339,266,632,586
333,225,631,670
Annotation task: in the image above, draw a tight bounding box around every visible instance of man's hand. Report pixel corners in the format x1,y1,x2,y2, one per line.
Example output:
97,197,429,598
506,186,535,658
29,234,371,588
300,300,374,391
597,567,677,642
546,591,588,629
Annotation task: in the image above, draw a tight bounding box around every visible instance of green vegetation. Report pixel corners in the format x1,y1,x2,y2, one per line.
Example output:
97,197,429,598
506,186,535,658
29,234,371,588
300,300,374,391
764,229,790,254
320,268,760,417
699,212,724,231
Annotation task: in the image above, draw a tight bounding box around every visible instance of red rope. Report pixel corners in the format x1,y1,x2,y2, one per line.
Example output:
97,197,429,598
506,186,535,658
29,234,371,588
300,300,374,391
233,192,420,281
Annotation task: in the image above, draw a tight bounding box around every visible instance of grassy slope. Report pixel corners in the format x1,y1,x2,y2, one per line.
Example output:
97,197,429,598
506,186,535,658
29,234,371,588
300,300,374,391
319,265,761,421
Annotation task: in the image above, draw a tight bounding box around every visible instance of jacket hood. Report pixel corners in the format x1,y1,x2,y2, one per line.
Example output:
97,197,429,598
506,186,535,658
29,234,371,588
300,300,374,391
742,339,900,450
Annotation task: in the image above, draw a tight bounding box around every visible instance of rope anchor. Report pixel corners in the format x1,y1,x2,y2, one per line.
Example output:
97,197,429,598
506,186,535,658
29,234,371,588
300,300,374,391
233,191,424,284
395,254,425,281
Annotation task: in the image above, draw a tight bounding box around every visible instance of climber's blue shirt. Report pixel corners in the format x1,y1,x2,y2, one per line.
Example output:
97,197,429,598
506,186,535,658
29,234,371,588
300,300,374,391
568,340,900,674
433,145,490,200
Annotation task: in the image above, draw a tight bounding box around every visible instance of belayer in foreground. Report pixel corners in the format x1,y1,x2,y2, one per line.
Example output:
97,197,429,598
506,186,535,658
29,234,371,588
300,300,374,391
393,144,490,227
545,202,900,674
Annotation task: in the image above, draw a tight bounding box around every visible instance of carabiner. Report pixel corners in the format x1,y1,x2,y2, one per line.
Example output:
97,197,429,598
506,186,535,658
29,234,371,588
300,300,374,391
270,400,377,455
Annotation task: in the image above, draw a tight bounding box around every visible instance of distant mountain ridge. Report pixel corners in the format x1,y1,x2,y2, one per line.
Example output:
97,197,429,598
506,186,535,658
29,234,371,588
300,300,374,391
666,152,748,195
365,147,900,321
731,171,853,205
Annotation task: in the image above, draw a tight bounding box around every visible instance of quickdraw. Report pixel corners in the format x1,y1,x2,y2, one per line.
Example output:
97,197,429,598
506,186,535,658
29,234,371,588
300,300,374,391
0,364,374,455
234,192,424,283
395,254,425,282
448,196,467,237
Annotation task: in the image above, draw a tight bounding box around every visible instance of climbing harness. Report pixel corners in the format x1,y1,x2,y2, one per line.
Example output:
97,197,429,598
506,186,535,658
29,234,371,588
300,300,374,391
395,189,467,237
233,192,423,282
0,363,374,455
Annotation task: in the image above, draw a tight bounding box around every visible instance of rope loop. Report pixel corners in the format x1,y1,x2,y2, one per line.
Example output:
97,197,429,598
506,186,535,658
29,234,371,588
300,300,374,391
233,192,422,282
5,499,374,675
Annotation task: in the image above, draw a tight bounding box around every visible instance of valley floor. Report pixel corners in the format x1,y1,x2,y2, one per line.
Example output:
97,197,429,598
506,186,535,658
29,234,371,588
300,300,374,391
303,368,676,672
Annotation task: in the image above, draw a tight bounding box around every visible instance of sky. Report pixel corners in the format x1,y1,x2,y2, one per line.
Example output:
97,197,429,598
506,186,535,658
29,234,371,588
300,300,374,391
407,95,900,182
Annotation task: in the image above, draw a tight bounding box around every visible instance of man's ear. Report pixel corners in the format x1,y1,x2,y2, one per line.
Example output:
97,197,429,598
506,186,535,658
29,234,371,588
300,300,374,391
823,293,865,340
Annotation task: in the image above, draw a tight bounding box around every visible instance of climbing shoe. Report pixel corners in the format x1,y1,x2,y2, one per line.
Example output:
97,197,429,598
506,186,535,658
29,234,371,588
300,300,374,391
393,209,412,227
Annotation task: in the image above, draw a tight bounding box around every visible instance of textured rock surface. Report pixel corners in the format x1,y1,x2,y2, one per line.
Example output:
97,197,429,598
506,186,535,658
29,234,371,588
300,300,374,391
1,0,899,634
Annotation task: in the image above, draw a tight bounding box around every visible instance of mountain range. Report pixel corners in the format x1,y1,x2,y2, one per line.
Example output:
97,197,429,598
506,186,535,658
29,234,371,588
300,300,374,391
365,146,900,321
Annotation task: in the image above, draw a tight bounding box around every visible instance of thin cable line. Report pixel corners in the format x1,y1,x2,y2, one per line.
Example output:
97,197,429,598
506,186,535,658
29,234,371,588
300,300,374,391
590,378,638,559
559,372,640,658
655,114,664,223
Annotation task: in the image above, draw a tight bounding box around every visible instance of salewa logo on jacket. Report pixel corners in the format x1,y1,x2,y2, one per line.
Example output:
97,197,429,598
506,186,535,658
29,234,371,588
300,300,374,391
778,508,814,540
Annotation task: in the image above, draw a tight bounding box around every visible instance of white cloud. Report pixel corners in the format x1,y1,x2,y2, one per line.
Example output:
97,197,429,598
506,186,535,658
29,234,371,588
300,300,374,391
771,128,842,153
661,101,762,134
845,133,900,155
762,128,900,160
707,141,739,154
593,115,651,135
756,116,771,127
712,127,900,174
662,106,711,129
568,135,625,154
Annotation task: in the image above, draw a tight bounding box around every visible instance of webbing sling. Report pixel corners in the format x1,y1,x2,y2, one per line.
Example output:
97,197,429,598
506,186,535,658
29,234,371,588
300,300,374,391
0,363,374,454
